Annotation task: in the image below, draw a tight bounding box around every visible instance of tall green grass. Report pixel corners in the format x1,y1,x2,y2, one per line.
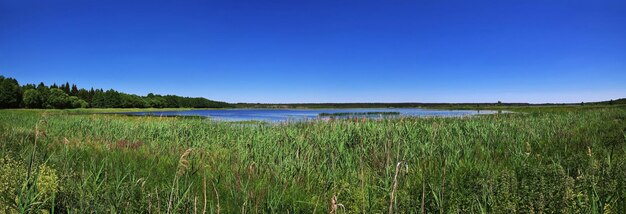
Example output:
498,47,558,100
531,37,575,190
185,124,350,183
1,107,625,213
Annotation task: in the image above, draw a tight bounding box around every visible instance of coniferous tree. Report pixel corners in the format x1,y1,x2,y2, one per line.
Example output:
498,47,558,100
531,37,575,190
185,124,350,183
61,82,70,94
22,83,36,91
89,88,95,101
1,75,233,109
91,89,106,108
71,84,79,96
0,76,22,108
77,89,90,103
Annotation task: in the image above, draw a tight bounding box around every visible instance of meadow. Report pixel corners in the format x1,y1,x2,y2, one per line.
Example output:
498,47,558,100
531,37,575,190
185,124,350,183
1,106,625,213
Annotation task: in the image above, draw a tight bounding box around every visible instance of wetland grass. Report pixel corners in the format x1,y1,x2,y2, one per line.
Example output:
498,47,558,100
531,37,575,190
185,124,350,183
0,106,625,213
318,112,401,117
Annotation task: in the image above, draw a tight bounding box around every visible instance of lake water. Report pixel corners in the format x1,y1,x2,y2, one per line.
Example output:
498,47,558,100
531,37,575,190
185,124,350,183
121,108,499,122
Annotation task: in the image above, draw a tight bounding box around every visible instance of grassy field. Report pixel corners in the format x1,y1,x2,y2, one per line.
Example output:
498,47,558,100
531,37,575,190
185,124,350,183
1,106,625,213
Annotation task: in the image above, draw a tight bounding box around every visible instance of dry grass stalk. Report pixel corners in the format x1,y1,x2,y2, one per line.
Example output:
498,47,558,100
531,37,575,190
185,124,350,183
169,148,193,213
28,122,44,180
178,149,193,176
194,196,198,214
248,162,256,180
420,183,425,214
213,182,220,214
148,193,152,214
440,160,446,214
329,195,345,214
329,195,337,214
156,189,161,213
203,174,207,214
389,161,403,214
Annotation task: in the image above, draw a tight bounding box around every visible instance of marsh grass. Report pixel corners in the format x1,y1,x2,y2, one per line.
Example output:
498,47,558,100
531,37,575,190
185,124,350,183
318,112,400,117
0,107,625,213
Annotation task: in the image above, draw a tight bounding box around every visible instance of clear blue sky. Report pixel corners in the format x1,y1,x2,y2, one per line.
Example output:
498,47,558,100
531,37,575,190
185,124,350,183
1,0,625,103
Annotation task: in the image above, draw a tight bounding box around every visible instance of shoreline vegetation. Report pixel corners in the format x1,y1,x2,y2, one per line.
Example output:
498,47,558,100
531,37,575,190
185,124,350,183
1,105,625,213
2,75,625,112
318,112,401,117
234,100,626,111
0,75,232,109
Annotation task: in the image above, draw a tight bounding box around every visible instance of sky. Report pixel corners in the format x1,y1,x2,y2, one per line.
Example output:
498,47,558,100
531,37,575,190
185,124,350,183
1,0,625,103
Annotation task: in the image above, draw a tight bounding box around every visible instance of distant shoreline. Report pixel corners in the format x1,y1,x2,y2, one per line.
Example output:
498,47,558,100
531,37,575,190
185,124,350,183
234,100,625,110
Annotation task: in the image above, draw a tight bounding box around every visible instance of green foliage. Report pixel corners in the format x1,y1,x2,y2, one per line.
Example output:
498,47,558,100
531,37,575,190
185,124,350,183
68,96,88,108
0,76,22,108
35,164,61,202
1,75,232,109
0,106,624,212
46,88,70,109
0,155,27,212
22,89,44,108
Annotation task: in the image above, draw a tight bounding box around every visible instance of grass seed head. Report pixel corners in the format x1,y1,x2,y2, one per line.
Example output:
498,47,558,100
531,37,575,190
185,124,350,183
177,148,193,176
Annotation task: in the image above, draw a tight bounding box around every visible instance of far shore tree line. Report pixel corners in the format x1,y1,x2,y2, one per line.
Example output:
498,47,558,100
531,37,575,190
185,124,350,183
0,75,232,109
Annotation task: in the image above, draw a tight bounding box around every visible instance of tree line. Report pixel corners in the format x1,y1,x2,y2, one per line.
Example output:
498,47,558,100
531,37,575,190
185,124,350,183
0,75,232,109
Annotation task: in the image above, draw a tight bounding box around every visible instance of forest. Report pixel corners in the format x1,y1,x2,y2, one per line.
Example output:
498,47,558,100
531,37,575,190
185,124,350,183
0,75,232,109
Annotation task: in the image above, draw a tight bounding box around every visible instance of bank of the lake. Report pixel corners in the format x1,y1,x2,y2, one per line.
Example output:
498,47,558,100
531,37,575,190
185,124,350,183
115,108,501,122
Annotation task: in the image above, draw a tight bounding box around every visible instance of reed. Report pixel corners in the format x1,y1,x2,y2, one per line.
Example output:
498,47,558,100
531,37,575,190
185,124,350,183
0,107,624,213
318,112,400,117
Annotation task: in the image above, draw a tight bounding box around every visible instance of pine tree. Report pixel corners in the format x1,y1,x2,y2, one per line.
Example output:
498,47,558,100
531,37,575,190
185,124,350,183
71,84,79,96
0,76,22,108
62,82,71,94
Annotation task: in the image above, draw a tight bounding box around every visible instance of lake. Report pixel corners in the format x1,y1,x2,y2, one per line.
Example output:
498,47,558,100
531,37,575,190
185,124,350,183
121,108,500,122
